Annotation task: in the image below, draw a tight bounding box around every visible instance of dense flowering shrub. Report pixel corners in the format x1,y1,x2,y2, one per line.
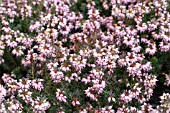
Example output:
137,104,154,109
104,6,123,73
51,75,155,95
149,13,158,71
0,0,170,112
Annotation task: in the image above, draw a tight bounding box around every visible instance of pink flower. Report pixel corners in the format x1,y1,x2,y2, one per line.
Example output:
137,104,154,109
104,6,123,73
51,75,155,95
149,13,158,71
84,87,98,101
18,90,33,103
159,42,170,52
50,71,64,83
31,79,44,90
140,103,154,113
0,85,6,102
164,73,170,86
6,98,23,112
144,74,157,87
79,109,87,113
56,89,67,102
117,105,130,113
72,98,80,106
142,62,152,72
101,106,115,113
120,91,133,103
33,97,50,112
12,49,24,57
132,86,141,98
160,93,170,103
145,46,157,55
18,79,31,90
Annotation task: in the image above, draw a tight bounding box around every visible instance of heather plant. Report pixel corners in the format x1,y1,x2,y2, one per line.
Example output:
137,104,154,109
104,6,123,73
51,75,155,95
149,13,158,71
0,0,169,113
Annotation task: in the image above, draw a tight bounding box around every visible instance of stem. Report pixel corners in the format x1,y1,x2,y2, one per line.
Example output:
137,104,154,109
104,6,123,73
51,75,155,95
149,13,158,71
75,105,78,111
97,100,100,107
60,81,65,88
31,60,34,78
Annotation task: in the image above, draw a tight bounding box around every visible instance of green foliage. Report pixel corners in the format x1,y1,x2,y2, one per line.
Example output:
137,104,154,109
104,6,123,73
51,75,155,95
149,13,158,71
70,0,88,20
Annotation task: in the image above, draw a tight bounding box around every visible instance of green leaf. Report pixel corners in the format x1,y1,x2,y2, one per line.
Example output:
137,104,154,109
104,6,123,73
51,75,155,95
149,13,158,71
2,63,10,71
151,57,158,64
81,3,86,11
12,67,20,74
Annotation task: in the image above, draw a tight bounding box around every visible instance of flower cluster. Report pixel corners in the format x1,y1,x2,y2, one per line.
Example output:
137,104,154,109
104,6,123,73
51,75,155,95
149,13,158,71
0,0,169,112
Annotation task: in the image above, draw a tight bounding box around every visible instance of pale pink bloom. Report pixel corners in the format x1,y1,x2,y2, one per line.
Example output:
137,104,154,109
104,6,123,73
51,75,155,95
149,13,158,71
161,32,170,42
60,65,70,72
152,32,160,40
142,62,152,72
88,8,100,19
81,76,91,84
50,71,64,83
108,95,116,103
141,38,150,44
118,58,127,67
7,40,17,48
12,49,24,57
6,79,20,92
137,95,146,104
123,36,135,47
92,80,106,94
147,19,158,31
64,76,71,83
1,19,9,25
33,97,50,112
7,99,23,113
159,42,170,52
57,111,65,113
72,98,80,106
31,79,44,90
56,89,67,102
153,1,163,8
18,90,33,103
117,105,130,113
140,103,154,113
126,52,138,64
164,74,170,86
18,79,31,90
145,46,157,55
0,103,6,113
136,23,148,33
0,59,4,64
0,85,6,102
144,88,153,98
127,63,142,76
79,109,87,113
126,8,136,18
2,73,12,83
120,91,133,103
102,2,109,10
131,45,141,53
2,27,11,33
160,93,170,103
165,109,170,113
84,87,98,101
70,73,80,81
130,106,137,113
132,86,141,98
101,106,115,113
144,75,157,87
134,16,142,24
101,32,113,41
